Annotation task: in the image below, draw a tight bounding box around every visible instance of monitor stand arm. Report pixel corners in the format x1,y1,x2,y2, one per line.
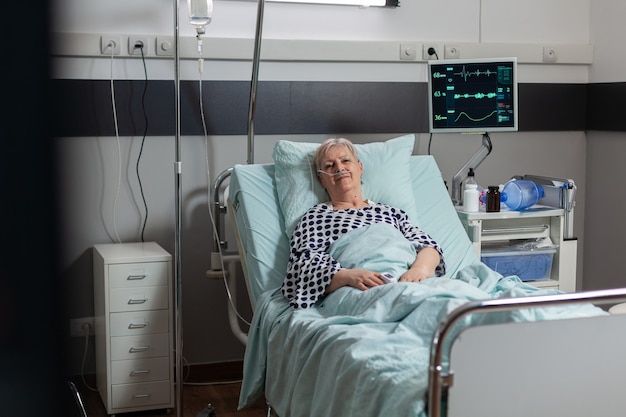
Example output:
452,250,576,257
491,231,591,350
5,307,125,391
450,133,493,206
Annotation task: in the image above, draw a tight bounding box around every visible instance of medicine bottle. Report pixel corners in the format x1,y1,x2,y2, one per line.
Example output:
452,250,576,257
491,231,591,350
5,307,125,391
463,183,479,212
486,186,501,212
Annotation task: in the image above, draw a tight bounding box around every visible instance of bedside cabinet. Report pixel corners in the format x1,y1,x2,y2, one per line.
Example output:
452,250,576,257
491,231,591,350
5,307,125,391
93,242,174,416
456,207,577,292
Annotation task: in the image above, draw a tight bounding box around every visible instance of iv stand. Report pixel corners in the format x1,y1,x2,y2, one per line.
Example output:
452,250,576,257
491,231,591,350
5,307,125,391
450,133,492,206
247,0,266,164
211,0,265,276
173,0,184,416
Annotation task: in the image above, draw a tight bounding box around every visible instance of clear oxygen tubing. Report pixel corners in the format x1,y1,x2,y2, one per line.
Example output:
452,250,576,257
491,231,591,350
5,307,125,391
317,169,353,177
247,0,266,164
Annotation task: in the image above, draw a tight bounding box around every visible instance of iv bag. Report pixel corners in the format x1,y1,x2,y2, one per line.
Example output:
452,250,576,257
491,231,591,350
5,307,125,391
188,0,213,29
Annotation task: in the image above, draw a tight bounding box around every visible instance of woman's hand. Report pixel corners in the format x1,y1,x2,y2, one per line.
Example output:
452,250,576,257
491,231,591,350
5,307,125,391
399,247,440,283
399,265,433,283
326,268,385,293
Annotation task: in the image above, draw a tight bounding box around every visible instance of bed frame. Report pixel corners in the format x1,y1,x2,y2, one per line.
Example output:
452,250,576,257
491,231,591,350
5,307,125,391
429,289,626,417
227,153,626,417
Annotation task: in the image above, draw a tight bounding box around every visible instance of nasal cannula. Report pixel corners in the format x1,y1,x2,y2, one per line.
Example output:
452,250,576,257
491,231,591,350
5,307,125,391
317,169,352,177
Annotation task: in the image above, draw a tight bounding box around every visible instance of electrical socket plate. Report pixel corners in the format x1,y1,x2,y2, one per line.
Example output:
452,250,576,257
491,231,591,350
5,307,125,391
70,317,95,337
399,43,417,61
129,36,149,56
422,43,443,61
100,36,121,55
543,46,558,63
156,36,175,56
445,44,461,59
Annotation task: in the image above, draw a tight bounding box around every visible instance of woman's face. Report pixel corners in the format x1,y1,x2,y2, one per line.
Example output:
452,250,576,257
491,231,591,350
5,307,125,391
317,146,363,199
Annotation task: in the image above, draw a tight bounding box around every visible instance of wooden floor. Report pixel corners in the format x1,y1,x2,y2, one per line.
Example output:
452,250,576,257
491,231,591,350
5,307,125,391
70,364,267,417
73,381,267,417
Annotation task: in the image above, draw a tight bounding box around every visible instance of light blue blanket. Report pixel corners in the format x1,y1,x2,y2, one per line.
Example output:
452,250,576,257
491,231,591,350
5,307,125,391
329,222,417,282
239,263,605,417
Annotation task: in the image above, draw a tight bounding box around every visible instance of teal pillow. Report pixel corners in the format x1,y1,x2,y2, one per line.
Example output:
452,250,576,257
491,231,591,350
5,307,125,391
272,134,419,239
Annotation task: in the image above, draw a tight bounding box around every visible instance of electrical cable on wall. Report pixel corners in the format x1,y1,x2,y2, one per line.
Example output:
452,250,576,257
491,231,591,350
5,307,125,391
107,40,150,244
427,48,438,156
109,43,123,244
80,323,98,392
135,42,150,242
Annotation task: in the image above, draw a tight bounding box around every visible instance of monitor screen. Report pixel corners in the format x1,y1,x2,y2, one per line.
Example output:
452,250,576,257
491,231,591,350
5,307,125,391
428,57,518,134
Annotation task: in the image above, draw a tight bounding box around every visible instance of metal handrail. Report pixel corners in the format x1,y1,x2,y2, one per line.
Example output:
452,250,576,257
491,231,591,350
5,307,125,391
427,287,626,417
211,167,233,256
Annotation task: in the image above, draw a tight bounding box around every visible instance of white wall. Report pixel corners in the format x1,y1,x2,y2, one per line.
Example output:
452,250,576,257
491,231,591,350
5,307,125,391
55,0,600,373
584,0,626,291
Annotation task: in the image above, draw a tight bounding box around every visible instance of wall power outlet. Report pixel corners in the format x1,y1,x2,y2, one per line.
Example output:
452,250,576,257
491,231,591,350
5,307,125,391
70,317,95,337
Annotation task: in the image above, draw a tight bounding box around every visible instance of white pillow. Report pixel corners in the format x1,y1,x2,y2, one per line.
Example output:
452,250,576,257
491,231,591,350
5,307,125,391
272,134,420,239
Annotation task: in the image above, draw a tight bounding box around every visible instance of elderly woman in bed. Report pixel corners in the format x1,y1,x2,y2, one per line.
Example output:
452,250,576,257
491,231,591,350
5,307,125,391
282,138,446,309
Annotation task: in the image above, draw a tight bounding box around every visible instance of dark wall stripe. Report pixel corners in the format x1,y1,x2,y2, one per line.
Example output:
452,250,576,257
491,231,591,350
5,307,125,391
51,79,613,137
587,82,626,131
518,83,587,131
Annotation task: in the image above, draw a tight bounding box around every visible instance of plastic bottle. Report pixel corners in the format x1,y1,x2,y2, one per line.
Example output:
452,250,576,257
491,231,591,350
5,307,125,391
465,168,477,189
501,179,545,211
463,182,480,212
462,168,480,211
463,168,477,203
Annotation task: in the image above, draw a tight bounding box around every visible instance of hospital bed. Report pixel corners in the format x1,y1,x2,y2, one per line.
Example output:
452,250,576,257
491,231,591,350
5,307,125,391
226,134,626,417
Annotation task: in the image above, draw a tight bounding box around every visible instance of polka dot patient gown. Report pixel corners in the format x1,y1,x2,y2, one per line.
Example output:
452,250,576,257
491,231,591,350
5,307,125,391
281,201,446,309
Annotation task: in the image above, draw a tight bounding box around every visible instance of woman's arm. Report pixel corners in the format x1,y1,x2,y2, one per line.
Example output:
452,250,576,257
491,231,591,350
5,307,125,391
399,247,441,283
395,208,446,278
282,206,343,308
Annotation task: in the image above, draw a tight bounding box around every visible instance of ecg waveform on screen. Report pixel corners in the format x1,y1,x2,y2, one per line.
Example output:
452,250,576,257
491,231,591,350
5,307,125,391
453,92,498,99
453,65,496,82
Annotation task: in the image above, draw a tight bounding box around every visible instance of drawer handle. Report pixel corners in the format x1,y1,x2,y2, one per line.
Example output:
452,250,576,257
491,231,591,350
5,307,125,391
128,322,148,329
127,274,147,280
130,369,151,376
132,393,152,399
128,298,148,304
129,346,150,353
482,225,549,235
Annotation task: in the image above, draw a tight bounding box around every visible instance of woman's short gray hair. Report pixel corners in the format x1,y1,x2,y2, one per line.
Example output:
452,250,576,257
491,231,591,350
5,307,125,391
313,138,359,170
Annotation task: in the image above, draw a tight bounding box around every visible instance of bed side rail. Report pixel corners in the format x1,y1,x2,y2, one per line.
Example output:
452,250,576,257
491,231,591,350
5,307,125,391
427,287,626,417
207,167,248,345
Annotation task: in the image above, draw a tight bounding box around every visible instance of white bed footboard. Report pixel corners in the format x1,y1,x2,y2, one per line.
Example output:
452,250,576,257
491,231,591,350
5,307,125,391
430,288,626,417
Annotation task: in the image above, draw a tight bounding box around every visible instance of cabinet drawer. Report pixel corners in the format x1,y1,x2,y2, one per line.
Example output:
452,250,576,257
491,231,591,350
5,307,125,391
109,286,169,312
110,310,169,336
109,262,168,288
111,380,172,409
110,333,170,360
111,357,170,384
